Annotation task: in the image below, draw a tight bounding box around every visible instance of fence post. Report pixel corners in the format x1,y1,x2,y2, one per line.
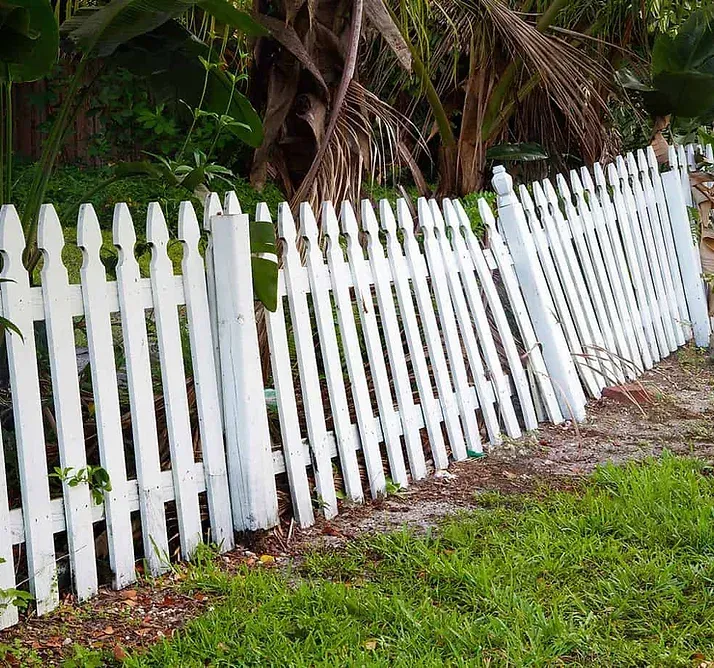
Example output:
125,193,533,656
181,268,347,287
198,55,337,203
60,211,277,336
209,211,279,531
661,160,711,348
492,166,587,421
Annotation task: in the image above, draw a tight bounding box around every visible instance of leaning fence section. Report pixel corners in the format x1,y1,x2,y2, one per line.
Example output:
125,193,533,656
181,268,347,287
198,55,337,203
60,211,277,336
0,143,711,632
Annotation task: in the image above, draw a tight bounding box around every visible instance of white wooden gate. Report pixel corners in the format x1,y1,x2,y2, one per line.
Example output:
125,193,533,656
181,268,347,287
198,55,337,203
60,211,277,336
0,144,710,630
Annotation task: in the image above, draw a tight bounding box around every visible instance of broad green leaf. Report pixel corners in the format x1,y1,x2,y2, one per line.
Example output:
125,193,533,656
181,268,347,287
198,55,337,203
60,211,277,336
0,0,58,83
64,0,266,57
251,256,278,312
195,0,266,37
486,142,548,162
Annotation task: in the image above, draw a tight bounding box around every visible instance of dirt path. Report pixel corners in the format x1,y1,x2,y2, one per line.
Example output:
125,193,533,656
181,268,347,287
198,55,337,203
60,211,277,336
256,345,714,554
2,346,713,665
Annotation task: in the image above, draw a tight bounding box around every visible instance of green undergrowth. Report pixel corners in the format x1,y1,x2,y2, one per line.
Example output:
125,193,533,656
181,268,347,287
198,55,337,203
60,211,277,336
10,164,495,283
111,454,714,667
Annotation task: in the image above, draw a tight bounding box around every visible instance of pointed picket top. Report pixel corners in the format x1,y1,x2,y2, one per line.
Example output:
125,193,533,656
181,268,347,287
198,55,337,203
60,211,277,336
146,202,171,247
477,197,497,231
77,204,104,259
427,199,443,230
668,145,679,170
360,199,382,252
555,173,575,205
0,206,26,281
277,201,298,245
625,151,639,177
321,200,341,247
531,180,549,211
606,161,621,188
676,144,687,168
255,202,272,224
299,202,320,247
615,155,630,182
378,199,399,237
442,198,462,235
224,191,241,216
203,192,222,232
593,161,608,190
417,197,435,234
37,205,66,269
396,198,416,233
541,178,560,208
635,148,649,176
569,170,586,197
178,201,201,249
646,145,660,172
518,184,537,216
112,203,138,264
580,165,597,193
339,200,361,243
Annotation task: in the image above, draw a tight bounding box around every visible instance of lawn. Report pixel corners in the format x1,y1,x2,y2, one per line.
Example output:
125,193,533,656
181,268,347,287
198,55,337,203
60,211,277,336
107,454,714,667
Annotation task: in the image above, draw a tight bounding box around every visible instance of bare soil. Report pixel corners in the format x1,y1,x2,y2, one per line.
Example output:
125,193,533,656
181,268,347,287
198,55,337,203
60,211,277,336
2,345,713,666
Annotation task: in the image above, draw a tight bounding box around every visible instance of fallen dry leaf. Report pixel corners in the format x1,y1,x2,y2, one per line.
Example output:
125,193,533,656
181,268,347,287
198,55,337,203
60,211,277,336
113,644,127,661
364,639,377,650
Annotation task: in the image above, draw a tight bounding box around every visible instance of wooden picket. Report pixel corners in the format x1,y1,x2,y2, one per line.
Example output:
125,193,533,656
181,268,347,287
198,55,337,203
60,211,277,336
0,142,710,632
0,198,235,630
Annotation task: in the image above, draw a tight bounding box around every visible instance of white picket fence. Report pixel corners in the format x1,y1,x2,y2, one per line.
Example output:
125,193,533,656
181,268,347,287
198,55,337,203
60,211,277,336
0,144,710,631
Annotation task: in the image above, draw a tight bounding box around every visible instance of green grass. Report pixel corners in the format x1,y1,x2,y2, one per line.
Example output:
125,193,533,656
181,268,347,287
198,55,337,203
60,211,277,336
108,454,714,667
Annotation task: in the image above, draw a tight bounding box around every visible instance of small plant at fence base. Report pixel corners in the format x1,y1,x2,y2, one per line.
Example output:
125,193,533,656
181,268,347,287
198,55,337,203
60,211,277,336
50,466,112,506
0,559,34,613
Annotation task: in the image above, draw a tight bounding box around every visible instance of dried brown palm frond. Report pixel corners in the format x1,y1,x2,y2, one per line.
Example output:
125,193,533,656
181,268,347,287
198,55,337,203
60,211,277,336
290,80,429,210
363,0,617,193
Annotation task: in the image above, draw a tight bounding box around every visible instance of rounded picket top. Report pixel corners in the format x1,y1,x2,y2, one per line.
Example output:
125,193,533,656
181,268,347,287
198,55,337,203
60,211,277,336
146,202,171,249
37,204,66,256
321,200,341,243
178,201,201,247
255,202,272,224
77,204,104,256
491,164,514,204
339,200,360,239
203,192,222,231
378,199,398,236
299,201,320,244
277,201,298,244
0,205,26,276
223,191,241,216
112,202,138,258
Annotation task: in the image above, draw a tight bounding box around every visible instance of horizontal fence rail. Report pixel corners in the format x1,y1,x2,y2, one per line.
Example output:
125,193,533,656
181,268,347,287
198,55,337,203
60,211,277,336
0,144,710,630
